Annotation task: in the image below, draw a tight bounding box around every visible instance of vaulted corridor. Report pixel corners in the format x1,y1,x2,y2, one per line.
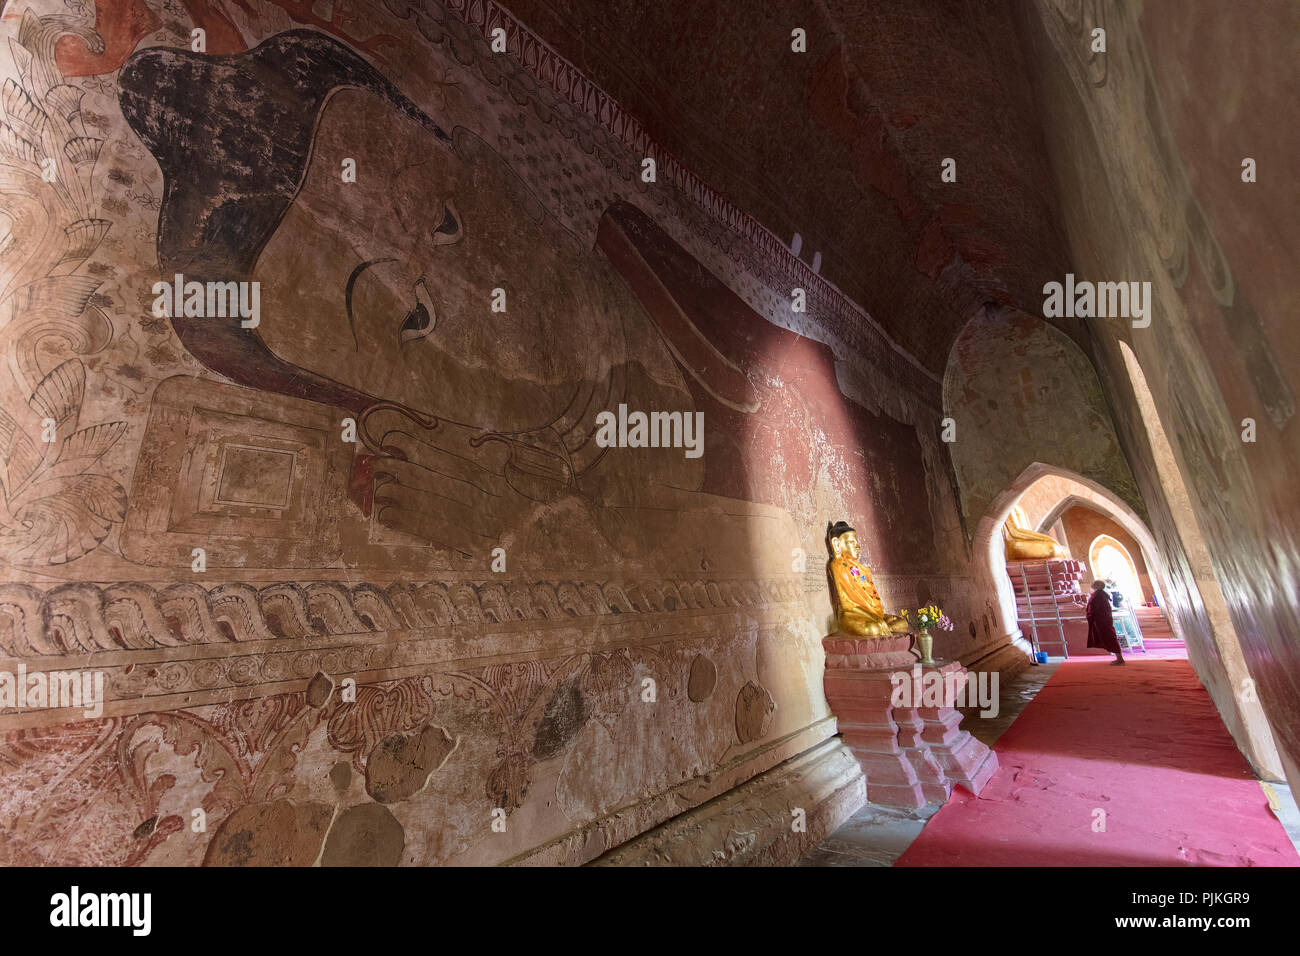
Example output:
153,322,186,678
1,1,1297,920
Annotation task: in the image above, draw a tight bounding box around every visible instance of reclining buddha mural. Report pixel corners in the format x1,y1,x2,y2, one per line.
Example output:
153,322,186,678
115,30,803,576
0,5,963,865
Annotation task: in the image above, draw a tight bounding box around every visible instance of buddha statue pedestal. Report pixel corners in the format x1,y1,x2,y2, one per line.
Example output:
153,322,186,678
822,634,999,808
903,662,1000,798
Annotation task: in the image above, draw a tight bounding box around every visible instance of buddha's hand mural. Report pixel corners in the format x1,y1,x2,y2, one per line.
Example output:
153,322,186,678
361,404,568,554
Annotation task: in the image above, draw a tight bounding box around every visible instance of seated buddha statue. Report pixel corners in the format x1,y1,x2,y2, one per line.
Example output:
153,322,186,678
826,521,910,637
1003,505,1068,561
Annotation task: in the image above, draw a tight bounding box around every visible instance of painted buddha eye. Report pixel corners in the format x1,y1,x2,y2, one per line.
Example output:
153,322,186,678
399,277,437,344
400,302,430,340
432,198,463,245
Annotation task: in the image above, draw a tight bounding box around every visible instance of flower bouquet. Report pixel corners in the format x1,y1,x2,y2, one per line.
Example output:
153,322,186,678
902,605,953,665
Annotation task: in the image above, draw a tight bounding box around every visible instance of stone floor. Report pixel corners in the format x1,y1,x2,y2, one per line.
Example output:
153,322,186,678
797,657,1300,866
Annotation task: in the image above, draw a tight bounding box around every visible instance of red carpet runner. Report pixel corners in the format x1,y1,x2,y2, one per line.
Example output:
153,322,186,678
896,655,1298,866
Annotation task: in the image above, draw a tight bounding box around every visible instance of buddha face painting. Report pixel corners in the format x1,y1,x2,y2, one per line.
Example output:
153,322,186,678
254,91,622,433
120,30,622,435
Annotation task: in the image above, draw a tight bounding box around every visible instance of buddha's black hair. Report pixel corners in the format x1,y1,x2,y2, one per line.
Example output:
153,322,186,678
118,30,450,412
827,520,855,541
120,29,448,279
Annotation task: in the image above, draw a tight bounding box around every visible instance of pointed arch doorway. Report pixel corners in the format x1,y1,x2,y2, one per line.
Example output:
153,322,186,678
1088,534,1143,608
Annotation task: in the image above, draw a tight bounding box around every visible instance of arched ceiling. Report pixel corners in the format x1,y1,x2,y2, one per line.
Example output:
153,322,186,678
502,0,1077,373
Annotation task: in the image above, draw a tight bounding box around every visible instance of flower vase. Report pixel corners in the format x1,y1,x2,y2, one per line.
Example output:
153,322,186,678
917,628,935,666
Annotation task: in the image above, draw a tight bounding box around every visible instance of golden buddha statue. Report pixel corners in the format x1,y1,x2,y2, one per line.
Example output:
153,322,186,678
826,521,910,637
1003,505,1068,561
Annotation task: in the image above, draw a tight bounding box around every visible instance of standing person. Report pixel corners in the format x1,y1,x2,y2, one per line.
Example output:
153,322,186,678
1087,580,1125,665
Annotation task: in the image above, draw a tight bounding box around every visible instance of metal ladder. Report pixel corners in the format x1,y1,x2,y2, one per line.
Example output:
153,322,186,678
1014,561,1070,659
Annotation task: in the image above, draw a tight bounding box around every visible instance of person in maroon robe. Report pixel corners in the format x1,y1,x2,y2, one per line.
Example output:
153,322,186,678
1086,580,1125,665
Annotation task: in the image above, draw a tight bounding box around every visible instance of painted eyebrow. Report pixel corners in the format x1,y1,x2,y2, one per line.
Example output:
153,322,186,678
345,258,396,349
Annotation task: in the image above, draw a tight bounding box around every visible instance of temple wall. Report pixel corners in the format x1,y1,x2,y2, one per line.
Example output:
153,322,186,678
1018,0,1295,785
1058,505,1154,602
0,0,1005,864
941,307,1142,531
1016,474,1089,533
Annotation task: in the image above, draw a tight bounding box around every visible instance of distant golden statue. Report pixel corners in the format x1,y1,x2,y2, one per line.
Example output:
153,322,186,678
826,521,910,637
1003,505,1068,561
